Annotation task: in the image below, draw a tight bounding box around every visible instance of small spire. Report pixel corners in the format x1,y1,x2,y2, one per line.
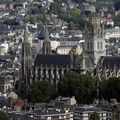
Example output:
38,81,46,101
24,5,29,43
42,11,51,54
24,23,29,43
44,22,50,43
44,10,50,43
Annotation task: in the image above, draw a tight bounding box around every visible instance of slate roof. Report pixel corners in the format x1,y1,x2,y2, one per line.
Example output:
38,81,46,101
0,77,6,84
67,37,80,41
37,28,45,39
0,96,6,108
0,76,11,84
0,55,15,61
114,1,120,11
34,107,67,116
74,106,107,113
34,54,72,67
0,25,9,33
47,99,64,108
61,97,71,101
98,56,120,69
57,45,73,49
8,111,32,120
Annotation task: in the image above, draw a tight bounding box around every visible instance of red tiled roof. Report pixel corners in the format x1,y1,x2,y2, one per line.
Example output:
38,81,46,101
14,100,24,107
100,18,113,22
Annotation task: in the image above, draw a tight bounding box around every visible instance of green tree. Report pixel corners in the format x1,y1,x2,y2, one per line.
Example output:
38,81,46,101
15,80,29,100
0,111,9,120
50,0,62,14
89,112,100,120
24,15,30,23
104,24,112,29
24,15,37,24
36,14,45,24
28,81,56,103
58,71,80,96
100,77,120,101
69,7,81,17
68,21,75,30
58,71,96,104
29,16,36,24
113,14,120,27
49,0,86,30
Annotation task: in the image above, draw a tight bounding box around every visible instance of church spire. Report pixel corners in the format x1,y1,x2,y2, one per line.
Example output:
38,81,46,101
24,6,29,43
24,23,29,43
44,22,50,43
42,14,51,54
21,6,32,86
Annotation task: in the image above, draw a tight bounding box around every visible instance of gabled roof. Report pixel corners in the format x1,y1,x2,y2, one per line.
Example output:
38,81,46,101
0,55,15,61
98,56,120,69
34,54,72,67
0,76,12,84
35,107,67,115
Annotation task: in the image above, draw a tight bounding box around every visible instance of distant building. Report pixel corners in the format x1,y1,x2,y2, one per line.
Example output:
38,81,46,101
74,105,111,120
56,46,73,55
13,100,25,112
105,27,120,39
32,108,73,120
0,76,14,92
0,4,13,10
58,96,76,105
0,42,9,55
82,3,96,13
7,91,18,100
100,18,114,26
56,45,82,55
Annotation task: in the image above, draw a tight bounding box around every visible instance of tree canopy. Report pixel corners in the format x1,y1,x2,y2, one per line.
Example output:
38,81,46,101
27,81,56,103
58,71,96,104
100,77,120,101
89,112,100,120
0,111,9,120
113,14,120,27
49,0,86,29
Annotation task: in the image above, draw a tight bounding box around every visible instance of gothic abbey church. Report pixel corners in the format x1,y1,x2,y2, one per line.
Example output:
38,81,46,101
21,16,120,88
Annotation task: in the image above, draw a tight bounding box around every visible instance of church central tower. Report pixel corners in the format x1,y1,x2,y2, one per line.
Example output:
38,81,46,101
85,16,106,67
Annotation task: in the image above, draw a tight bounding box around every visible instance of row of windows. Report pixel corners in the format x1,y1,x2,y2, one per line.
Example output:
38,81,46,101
0,85,11,89
97,42,103,50
87,42,93,50
58,49,70,54
34,115,67,120
87,42,103,50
